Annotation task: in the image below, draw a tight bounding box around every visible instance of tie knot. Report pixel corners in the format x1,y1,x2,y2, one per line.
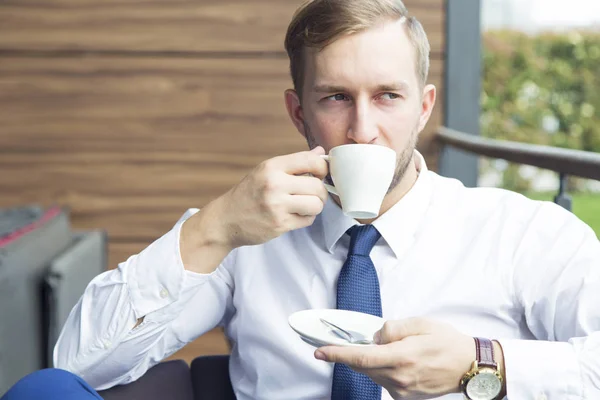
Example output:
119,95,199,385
347,225,381,257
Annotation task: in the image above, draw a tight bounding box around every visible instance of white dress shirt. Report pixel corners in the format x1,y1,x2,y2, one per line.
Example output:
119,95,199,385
54,152,600,400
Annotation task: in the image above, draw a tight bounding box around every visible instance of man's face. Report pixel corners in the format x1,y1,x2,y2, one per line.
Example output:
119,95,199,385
286,19,435,190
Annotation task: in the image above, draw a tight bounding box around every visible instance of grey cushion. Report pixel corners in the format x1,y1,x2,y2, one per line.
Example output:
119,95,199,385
44,230,108,367
0,205,43,238
98,360,194,400
0,207,72,396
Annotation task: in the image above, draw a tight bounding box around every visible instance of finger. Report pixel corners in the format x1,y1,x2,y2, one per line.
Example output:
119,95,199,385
286,195,325,216
287,214,317,231
272,150,328,179
310,146,326,155
377,318,436,344
284,175,328,203
314,345,397,369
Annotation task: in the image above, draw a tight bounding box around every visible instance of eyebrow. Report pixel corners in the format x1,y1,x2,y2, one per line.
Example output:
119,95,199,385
312,85,347,94
375,81,410,92
312,81,410,93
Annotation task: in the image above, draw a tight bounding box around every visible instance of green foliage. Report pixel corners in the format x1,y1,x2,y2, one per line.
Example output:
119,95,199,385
481,30,600,197
501,164,531,192
482,30,600,152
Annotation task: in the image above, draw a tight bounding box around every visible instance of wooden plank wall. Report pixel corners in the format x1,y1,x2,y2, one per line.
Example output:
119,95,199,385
0,0,446,363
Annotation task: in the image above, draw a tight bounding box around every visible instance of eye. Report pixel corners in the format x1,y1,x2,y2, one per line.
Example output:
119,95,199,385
325,93,350,101
379,93,401,100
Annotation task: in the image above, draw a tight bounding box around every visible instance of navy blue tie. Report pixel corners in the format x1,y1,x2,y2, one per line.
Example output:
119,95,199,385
331,224,382,400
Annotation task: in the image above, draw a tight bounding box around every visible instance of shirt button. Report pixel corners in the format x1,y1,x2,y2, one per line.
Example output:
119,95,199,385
159,288,169,299
102,339,112,349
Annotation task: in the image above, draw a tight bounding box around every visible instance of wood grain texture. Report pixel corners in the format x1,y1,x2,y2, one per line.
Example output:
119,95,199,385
0,0,445,56
0,56,444,241
107,242,147,269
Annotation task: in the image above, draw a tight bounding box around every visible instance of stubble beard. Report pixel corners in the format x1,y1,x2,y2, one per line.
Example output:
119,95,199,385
303,122,418,194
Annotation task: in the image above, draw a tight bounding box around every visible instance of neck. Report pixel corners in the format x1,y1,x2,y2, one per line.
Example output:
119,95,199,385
333,155,419,224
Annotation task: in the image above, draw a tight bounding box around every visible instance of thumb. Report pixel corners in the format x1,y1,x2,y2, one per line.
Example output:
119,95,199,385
375,317,436,344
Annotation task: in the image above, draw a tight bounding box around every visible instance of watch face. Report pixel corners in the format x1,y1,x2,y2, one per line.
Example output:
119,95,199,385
466,371,502,400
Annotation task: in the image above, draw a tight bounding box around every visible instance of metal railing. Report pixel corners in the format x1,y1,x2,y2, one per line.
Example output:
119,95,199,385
436,126,600,211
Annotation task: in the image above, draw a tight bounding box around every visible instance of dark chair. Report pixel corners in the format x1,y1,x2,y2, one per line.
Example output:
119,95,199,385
98,356,235,400
98,359,193,400
191,355,235,400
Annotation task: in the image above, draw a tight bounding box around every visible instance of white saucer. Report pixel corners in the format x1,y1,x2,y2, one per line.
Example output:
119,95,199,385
288,309,385,347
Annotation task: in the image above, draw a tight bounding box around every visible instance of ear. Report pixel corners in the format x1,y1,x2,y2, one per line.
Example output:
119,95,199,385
284,89,308,138
417,84,436,134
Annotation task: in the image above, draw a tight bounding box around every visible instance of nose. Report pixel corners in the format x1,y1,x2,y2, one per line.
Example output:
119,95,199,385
347,100,379,144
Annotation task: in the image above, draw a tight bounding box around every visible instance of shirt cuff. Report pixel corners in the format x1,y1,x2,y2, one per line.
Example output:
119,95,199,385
499,339,583,400
122,209,211,318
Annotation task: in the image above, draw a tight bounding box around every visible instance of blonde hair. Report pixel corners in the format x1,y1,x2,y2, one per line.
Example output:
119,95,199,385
284,0,431,98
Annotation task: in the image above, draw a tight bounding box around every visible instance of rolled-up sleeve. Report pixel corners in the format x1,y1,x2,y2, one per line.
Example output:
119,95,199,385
53,208,236,390
501,203,600,399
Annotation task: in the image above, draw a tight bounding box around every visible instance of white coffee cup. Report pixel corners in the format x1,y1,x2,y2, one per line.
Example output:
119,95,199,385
321,144,397,219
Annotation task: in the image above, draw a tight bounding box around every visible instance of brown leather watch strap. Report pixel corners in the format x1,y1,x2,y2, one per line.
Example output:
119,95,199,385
474,337,497,369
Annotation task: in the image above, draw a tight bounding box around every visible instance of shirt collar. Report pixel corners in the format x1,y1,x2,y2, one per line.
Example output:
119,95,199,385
319,150,434,258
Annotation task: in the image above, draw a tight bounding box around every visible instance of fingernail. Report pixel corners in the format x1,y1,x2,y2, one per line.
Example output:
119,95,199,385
314,350,327,361
373,331,381,344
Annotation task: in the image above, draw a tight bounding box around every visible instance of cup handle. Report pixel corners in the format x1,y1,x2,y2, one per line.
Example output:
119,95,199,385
320,155,339,196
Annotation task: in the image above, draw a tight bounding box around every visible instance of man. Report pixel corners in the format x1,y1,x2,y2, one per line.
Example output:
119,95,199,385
4,0,599,399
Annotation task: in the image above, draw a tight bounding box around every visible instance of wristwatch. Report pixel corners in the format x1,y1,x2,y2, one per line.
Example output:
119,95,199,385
460,337,504,400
